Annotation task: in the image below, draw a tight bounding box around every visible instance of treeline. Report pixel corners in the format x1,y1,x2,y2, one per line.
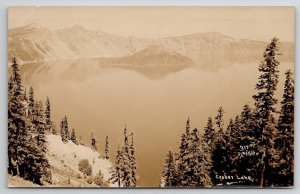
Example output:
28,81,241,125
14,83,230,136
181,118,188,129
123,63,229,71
160,37,294,187
8,58,54,185
58,114,111,160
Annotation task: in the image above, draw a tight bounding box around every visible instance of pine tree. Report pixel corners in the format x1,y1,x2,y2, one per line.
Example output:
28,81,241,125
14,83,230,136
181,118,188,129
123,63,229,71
60,116,69,143
120,126,131,187
202,117,215,187
104,136,109,159
45,96,54,133
109,146,123,187
188,128,208,187
161,151,178,187
252,37,280,187
129,132,137,187
8,58,51,185
71,128,78,144
28,86,35,118
200,133,212,187
215,107,225,134
23,88,28,116
176,117,192,186
34,101,47,153
31,102,52,185
239,105,260,185
211,107,228,186
203,117,215,147
64,116,70,139
8,57,31,177
272,70,294,186
91,133,97,151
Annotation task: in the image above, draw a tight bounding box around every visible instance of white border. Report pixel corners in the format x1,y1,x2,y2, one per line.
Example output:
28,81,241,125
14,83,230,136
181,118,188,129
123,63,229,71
0,0,298,193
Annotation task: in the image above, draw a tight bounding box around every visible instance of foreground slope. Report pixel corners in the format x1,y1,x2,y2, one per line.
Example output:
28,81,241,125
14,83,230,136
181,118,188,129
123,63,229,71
8,134,116,187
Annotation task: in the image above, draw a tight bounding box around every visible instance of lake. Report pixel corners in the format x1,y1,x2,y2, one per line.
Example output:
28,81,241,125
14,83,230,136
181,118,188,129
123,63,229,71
19,59,293,186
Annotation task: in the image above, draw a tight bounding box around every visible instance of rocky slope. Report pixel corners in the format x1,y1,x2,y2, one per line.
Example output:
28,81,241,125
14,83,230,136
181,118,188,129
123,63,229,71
8,23,294,65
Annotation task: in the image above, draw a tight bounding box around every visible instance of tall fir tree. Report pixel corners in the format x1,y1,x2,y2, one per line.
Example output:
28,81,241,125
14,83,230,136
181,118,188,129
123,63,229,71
176,117,192,186
120,126,131,187
203,117,215,147
8,58,51,185
8,58,30,177
32,101,52,184
45,96,54,133
215,107,225,134
129,132,137,187
91,133,97,151
211,107,228,186
272,69,294,186
239,105,260,185
200,133,212,187
161,151,178,187
34,101,47,153
252,37,280,187
104,136,109,159
109,146,123,187
28,86,35,118
202,116,215,187
71,128,78,145
188,128,209,187
60,116,69,143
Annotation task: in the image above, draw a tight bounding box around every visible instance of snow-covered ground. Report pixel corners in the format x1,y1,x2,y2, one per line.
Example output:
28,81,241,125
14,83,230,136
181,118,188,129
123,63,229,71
8,175,41,187
8,134,117,187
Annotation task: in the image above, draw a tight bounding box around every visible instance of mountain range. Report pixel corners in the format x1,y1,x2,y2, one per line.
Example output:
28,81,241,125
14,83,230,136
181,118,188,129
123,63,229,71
8,23,294,67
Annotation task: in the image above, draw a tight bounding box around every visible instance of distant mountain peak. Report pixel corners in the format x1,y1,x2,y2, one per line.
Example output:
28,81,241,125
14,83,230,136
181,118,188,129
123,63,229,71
9,23,51,36
70,24,87,31
23,23,44,29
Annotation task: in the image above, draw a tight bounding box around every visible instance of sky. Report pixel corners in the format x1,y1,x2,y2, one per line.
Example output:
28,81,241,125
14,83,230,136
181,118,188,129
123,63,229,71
9,6,295,42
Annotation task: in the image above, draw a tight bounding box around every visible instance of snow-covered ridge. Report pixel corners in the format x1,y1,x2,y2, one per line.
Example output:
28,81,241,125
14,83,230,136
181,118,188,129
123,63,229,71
46,134,116,187
8,24,294,64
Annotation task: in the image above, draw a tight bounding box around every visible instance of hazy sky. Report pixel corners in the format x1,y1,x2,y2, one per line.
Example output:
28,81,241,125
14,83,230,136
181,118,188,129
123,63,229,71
9,6,295,41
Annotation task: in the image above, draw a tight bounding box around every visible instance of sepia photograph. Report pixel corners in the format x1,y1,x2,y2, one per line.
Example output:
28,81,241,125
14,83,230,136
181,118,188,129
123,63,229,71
7,6,294,188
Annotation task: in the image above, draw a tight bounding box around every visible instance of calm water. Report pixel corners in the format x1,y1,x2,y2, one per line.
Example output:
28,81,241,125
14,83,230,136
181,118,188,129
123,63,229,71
19,59,293,186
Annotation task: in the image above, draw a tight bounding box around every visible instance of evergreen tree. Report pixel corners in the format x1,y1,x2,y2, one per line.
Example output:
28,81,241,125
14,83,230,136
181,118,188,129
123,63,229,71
211,107,228,186
60,116,69,143
71,128,78,144
129,132,137,187
200,133,212,187
120,126,131,187
109,146,123,187
8,58,30,177
161,151,178,187
91,133,97,151
239,105,260,185
252,37,280,187
64,116,70,139
28,86,35,118
189,128,209,187
104,136,109,159
215,107,225,134
176,117,192,186
34,101,47,153
272,70,294,186
8,58,51,185
203,117,215,147
202,117,215,187
45,96,54,133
